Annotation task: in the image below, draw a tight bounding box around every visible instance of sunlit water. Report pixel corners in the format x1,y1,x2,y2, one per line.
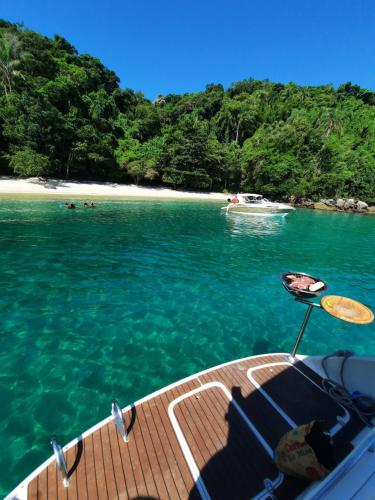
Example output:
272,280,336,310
0,200,374,496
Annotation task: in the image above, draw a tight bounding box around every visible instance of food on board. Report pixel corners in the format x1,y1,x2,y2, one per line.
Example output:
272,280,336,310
286,274,316,291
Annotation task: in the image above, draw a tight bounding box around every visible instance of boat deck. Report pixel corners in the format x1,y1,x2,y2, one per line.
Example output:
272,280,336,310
26,354,365,500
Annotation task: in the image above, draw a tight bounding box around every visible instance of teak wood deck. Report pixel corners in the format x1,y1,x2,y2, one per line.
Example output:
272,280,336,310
26,354,365,500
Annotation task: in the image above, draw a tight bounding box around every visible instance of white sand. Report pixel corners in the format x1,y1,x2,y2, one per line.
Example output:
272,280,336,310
0,176,229,200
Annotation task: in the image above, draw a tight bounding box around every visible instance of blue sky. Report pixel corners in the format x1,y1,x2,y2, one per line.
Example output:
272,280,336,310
1,0,375,99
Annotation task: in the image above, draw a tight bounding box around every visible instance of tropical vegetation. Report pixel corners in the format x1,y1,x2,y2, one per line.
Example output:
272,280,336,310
0,19,374,201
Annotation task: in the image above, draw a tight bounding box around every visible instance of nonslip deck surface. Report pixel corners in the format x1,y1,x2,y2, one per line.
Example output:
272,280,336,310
27,354,365,500
248,362,348,430
171,383,280,499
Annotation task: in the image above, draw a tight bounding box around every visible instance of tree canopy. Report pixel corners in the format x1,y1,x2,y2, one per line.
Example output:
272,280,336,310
0,20,374,201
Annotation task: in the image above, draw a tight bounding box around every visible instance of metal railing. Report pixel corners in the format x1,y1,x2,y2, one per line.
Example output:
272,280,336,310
51,438,70,487
50,400,128,488
112,399,129,442
290,298,322,357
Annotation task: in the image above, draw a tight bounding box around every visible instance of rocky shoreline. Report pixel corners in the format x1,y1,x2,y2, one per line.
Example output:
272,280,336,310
294,198,375,214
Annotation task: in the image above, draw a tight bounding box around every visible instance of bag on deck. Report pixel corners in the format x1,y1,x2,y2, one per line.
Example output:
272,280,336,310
275,420,334,481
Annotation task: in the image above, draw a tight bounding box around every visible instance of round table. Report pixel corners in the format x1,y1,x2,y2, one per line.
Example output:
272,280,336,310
320,295,374,324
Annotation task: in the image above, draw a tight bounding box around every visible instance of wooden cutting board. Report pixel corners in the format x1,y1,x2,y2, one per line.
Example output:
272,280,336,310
321,295,374,324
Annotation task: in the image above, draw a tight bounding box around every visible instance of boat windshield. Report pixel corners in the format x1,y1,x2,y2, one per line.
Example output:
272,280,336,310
243,195,264,204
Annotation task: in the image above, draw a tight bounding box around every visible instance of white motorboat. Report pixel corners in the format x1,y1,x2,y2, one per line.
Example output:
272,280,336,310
222,193,295,215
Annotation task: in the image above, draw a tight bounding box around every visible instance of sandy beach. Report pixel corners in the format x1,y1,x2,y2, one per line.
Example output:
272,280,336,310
0,177,228,201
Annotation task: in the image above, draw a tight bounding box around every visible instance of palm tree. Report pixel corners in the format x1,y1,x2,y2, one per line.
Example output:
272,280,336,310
0,32,24,97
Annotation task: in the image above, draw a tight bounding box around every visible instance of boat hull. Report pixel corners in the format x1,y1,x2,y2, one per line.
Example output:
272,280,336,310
222,204,295,214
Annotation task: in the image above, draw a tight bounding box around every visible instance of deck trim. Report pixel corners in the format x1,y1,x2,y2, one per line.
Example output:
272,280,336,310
168,381,283,500
247,361,350,435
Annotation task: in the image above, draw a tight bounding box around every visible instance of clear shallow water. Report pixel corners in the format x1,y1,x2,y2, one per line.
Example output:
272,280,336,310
0,200,374,496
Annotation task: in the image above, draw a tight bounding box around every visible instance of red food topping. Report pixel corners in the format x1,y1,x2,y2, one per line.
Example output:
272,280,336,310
287,275,316,290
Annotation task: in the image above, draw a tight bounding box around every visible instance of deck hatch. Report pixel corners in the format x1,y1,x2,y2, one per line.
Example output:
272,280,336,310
169,381,283,499
248,362,350,435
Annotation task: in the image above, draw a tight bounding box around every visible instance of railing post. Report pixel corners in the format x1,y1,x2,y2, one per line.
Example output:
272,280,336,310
51,438,70,487
290,299,321,358
112,400,128,443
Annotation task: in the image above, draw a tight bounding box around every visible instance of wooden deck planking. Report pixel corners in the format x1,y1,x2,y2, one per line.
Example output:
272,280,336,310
55,450,68,500
115,415,138,500
66,445,79,500
173,386,240,499
191,387,243,495
199,382,277,482
26,354,365,500
126,417,147,497
93,427,110,500
175,386,241,497
174,383,217,460
156,380,202,496
100,425,120,499
143,398,181,499
172,380,230,491
107,422,128,500
174,385,278,499
27,474,38,500
37,467,48,500
137,406,168,498
197,385,276,490
74,441,89,500
131,402,162,497
47,460,57,500
200,361,292,447
135,403,170,499
83,433,100,500
159,383,203,498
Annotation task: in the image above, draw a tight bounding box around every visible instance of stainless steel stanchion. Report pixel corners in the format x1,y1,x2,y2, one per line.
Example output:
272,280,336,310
290,298,321,358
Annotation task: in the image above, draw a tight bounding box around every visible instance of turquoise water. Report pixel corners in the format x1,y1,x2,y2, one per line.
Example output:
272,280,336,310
0,200,374,496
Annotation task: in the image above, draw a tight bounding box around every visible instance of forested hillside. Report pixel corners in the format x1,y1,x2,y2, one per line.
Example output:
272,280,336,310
1,20,374,200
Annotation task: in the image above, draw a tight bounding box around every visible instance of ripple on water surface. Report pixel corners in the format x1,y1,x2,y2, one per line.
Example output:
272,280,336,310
0,200,374,495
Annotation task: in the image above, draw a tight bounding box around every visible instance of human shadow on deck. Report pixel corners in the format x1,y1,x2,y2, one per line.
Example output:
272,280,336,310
188,385,287,500
186,360,361,500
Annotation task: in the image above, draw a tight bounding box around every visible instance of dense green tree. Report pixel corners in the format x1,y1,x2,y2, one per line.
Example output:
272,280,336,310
9,147,49,176
0,31,24,96
0,19,374,201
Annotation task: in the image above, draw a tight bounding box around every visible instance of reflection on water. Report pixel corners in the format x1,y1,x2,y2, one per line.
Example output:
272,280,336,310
225,212,287,237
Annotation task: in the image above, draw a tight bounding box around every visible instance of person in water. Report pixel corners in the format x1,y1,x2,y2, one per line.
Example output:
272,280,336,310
90,202,96,208
65,202,76,209
84,202,89,207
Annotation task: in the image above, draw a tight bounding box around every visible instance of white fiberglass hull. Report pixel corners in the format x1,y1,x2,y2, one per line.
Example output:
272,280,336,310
222,203,295,214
